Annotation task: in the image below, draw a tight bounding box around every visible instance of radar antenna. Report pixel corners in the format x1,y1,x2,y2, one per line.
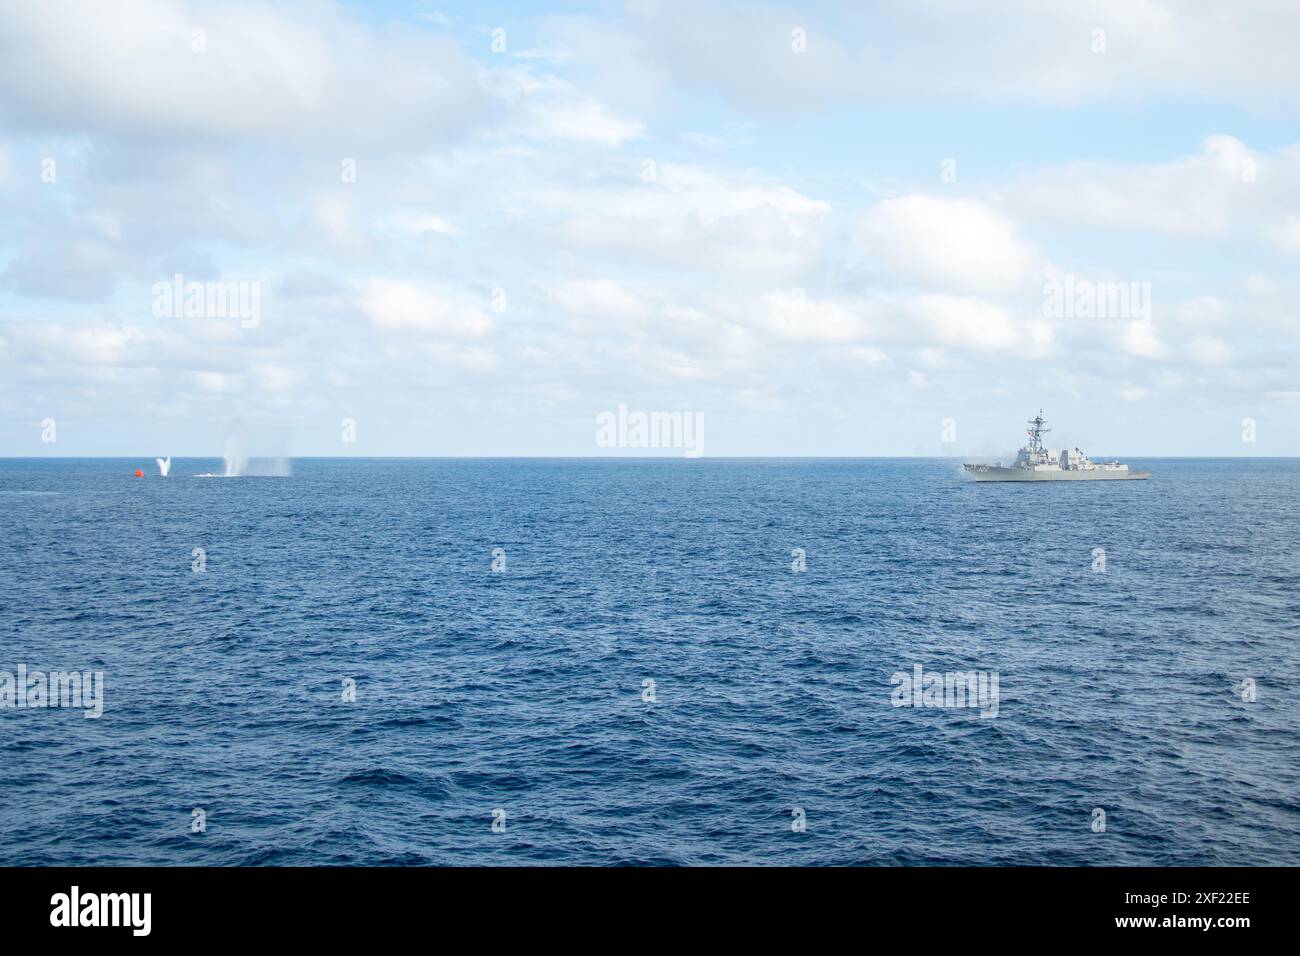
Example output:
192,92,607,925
1026,411,1050,454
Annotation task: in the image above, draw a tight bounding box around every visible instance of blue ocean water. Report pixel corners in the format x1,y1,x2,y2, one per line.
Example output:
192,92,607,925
0,457,1297,866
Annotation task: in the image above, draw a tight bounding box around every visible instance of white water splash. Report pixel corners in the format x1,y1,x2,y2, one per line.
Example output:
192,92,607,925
156,457,171,477
195,420,292,477
223,435,248,477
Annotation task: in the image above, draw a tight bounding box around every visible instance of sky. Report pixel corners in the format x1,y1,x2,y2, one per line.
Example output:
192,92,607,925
1,0,1299,458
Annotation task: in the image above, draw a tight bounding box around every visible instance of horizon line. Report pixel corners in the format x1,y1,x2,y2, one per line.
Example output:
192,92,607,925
4,455,1300,461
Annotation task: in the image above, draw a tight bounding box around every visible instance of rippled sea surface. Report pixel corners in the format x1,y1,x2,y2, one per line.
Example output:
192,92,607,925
1,458,1297,866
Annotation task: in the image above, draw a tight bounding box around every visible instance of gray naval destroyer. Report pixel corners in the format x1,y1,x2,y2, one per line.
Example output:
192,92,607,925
964,412,1149,482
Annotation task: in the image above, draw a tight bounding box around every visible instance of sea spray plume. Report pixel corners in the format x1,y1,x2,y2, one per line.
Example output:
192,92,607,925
223,431,247,477
200,418,292,477
155,457,171,477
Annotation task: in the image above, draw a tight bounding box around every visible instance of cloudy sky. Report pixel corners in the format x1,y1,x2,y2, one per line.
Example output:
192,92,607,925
2,0,1299,457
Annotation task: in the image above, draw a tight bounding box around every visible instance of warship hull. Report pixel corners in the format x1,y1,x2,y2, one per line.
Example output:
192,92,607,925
965,465,1150,482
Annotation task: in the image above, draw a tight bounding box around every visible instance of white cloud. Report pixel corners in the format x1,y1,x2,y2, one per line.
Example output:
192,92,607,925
909,294,1022,352
1186,335,1232,365
488,66,643,146
1172,297,1228,327
0,0,488,147
1270,215,1300,255
848,347,888,366
550,1,1300,112
393,342,499,373
538,163,830,279
254,364,299,393
0,139,15,187
1113,320,1167,359
855,195,1038,293
360,280,494,339
544,279,652,323
21,324,141,365
528,99,644,146
1016,136,1300,239
1245,275,1279,298
192,370,237,393
764,290,868,343
379,213,460,237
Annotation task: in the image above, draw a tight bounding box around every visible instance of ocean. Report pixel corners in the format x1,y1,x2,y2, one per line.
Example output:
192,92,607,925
1,457,1297,865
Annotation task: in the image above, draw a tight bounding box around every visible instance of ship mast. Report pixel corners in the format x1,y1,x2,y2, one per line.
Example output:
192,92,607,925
1027,410,1050,455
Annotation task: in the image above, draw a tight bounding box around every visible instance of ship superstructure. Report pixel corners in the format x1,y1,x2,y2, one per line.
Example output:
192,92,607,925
963,412,1149,482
